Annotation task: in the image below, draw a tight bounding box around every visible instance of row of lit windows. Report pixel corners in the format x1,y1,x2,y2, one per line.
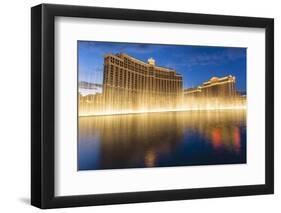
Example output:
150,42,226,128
184,83,236,97
201,84,235,94
105,63,181,81
104,64,182,92
107,56,148,72
106,56,182,78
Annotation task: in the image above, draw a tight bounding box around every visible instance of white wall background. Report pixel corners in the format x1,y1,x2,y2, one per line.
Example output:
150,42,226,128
0,0,279,212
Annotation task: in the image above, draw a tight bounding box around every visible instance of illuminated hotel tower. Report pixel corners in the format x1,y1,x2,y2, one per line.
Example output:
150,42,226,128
184,75,237,98
103,53,183,111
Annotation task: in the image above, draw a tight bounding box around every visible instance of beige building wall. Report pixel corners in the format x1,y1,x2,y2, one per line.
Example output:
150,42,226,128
103,53,183,110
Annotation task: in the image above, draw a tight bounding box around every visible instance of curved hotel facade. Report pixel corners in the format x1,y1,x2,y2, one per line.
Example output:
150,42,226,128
103,53,183,111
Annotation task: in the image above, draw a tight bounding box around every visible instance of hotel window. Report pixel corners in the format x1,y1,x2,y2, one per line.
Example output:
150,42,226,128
124,71,127,88
128,72,131,88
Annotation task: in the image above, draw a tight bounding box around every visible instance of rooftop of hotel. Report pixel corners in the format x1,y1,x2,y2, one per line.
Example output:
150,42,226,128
184,75,236,91
105,53,182,75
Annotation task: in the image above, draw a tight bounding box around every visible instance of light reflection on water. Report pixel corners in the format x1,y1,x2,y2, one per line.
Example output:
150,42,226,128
78,110,246,170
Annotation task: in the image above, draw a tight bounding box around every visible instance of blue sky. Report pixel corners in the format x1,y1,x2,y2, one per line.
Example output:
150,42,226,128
78,41,246,92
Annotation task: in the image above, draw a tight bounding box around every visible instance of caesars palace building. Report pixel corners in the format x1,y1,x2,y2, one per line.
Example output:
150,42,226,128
102,53,183,110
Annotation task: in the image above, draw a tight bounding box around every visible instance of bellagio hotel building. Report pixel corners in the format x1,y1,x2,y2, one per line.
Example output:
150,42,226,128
103,53,183,111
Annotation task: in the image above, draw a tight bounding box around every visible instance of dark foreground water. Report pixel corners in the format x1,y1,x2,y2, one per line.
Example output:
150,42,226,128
78,110,246,171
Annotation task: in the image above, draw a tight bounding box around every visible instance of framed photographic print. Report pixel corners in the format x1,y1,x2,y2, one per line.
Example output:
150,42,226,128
31,3,274,209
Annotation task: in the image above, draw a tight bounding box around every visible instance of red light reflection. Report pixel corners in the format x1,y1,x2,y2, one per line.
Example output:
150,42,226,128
212,128,222,149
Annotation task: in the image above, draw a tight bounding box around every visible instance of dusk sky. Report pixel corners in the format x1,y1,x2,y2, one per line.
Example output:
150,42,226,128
78,41,246,92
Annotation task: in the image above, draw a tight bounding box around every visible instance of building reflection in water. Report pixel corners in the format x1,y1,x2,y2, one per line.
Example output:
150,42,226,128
78,109,246,170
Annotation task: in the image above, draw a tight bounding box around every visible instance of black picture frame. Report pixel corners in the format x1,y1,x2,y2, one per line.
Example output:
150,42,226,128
31,3,274,209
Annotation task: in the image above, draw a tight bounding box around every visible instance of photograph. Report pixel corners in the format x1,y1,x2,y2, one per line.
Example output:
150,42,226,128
30,3,274,209
77,41,247,171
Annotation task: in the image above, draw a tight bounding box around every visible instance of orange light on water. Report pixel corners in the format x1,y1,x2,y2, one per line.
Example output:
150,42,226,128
212,128,222,149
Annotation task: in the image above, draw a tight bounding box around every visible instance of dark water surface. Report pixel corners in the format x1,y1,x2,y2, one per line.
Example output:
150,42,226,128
78,110,246,170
